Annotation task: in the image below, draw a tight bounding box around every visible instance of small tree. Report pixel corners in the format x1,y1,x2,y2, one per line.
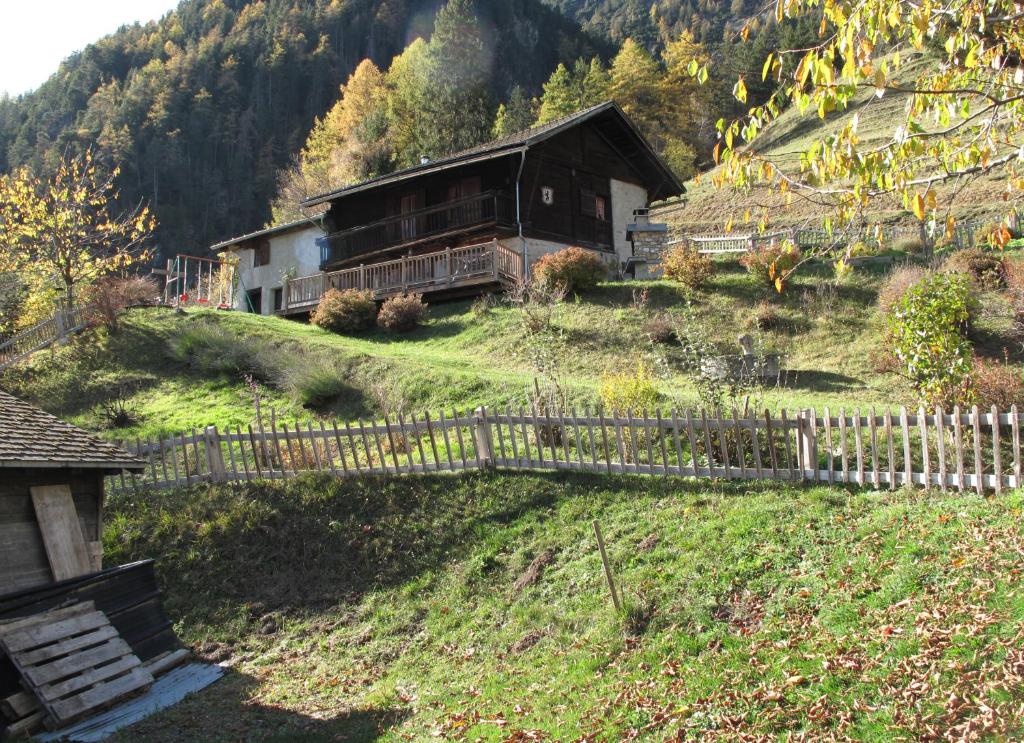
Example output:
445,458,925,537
0,148,154,319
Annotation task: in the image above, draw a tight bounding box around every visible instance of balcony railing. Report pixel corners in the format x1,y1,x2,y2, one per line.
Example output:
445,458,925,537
284,240,525,312
319,190,515,268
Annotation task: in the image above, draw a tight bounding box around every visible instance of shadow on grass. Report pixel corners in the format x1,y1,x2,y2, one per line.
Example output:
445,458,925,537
778,368,865,392
115,666,408,743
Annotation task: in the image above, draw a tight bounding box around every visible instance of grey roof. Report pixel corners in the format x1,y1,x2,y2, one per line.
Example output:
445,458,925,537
0,390,145,471
210,216,325,253
302,101,684,206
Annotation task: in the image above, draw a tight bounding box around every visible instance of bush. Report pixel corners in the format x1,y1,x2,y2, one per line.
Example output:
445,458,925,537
847,240,875,258
889,273,974,408
942,248,1007,290
84,276,159,333
877,265,930,315
167,319,280,380
598,360,660,414
643,313,676,344
739,241,800,292
377,293,427,332
971,355,1024,409
893,236,926,254
752,301,785,332
661,245,714,289
532,247,607,293
310,288,377,333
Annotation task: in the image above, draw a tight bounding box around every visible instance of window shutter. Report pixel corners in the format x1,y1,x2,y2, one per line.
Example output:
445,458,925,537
579,188,596,217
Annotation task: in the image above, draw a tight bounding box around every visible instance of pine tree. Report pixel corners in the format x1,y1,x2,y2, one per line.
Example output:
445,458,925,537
385,38,431,169
417,0,494,159
609,38,662,138
492,86,537,137
580,57,612,107
537,63,580,123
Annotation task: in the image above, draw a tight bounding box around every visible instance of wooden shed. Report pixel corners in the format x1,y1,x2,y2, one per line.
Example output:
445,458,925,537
0,390,145,594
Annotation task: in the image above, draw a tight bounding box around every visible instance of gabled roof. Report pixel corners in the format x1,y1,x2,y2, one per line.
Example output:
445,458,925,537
302,101,685,207
210,215,325,253
0,390,145,471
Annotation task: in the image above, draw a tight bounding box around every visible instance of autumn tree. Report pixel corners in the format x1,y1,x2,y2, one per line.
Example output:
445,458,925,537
0,149,154,323
385,38,432,168
709,0,1024,247
609,39,663,138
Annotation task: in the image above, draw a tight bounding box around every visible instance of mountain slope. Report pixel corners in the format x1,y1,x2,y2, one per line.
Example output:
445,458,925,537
0,0,605,256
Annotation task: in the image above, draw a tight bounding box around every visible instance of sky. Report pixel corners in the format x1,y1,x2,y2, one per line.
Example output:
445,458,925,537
0,0,180,96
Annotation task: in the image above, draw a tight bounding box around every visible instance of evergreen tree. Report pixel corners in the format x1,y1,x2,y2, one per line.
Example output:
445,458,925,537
609,38,662,138
537,63,580,123
417,0,494,159
385,38,432,169
493,86,537,138
580,57,612,106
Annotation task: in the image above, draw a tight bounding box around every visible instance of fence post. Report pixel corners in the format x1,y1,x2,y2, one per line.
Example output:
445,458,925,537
54,306,67,345
799,409,816,480
474,406,493,469
204,425,227,482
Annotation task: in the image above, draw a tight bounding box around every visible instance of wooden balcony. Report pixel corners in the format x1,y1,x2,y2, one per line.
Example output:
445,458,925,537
284,240,524,314
319,190,516,268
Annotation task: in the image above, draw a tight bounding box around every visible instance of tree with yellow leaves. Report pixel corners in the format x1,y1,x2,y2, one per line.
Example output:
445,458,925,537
0,148,154,323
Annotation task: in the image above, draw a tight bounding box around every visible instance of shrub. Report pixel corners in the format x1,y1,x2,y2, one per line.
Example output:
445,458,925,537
311,288,378,333
752,301,785,332
377,293,426,332
893,236,926,254
889,273,974,408
971,355,1024,409
168,319,278,380
739,241,800,292
598,359,660,414
942,248,1007,290
506,279,564,334
661,245,714,289
532,247,607,293
877,265,930,315
643,313,676,344
847,240,875,258
84,276,159,333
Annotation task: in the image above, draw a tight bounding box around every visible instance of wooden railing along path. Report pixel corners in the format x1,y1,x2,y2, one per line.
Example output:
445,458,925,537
0,306,87,371
107,405,1024,495
283,240,524,313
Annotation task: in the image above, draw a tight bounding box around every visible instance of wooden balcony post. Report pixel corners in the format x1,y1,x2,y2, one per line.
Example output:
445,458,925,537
446,247,452,285
359,264,365,290
492,239,499,281
401,255,408,292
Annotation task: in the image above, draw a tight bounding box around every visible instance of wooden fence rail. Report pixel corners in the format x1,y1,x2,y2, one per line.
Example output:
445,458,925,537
106,405,1024,495
0,306,87,371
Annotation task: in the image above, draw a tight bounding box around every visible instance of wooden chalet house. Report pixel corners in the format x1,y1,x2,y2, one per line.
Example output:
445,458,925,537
280,101,684,314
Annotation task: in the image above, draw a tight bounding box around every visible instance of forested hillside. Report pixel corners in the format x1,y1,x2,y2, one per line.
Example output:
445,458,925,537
0,0,604,257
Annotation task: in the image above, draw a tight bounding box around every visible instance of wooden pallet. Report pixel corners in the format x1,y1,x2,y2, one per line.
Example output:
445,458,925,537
0,602,153,729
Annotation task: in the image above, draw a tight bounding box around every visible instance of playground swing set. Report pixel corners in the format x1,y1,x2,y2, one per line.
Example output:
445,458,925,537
161,254,237,310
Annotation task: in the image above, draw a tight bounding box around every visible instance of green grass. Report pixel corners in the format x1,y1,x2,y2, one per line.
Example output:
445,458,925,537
103,472,1024,740
1,259,956,441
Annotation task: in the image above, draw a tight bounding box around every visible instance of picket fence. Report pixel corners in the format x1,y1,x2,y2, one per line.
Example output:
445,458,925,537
106,405,1024,496
0,306,87,371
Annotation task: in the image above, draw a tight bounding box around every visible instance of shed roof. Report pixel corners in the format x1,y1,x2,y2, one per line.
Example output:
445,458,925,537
0,390,145,471
209,215,325,253
302,101,685,207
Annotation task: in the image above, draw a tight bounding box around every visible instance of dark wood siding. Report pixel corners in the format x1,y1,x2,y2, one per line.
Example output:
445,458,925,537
0,469,103,594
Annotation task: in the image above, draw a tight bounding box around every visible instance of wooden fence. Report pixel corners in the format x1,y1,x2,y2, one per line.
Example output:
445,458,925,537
106,405,1024,495
0,306,87,371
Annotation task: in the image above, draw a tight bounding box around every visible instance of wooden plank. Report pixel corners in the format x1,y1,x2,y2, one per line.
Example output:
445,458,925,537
586,406,601,472
1,690,37,719
748,409,763,480
598,407,612,474
530,404,546,467
158,436,170,485
332,421,349,476
972,405,984,496
823,407,834,485
47,666,152,726
4,710,44,736
918,407,930,489
26,638,133,687
409,414,428,473
869,409,880,489
505,407,520,467
318,421,336,477
643,411,656,475
614,410,628,472
143,648,190,678
992,405,1002,495
574,409,587,471
519,407,532,468
494,409,508,466
854,408,865,486
0,601,94,636
30,485,93,582
1013,404,1021,489
628,410,641,472
885,410,896,491
372,417,389,473
732,409,746,479
671,410,688,476
716,410,731,478
36,653,141,702
17,624,119,666
345,420,362,472
656,411,669,475
225,426,239,479
936,406,947,492
763,410,779,479
454,409,469,468
780,409,794,481
700,409,715,478
686,409,701,476
307,421,324,472
900,407,912,488
953,405,965,492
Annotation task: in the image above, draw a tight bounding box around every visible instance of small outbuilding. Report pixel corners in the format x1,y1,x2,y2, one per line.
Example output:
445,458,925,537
0,389,145,594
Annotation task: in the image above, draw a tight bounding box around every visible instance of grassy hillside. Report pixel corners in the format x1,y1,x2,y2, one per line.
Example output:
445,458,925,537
102,471,1024,740
0,262,931,440
662,54,1017,235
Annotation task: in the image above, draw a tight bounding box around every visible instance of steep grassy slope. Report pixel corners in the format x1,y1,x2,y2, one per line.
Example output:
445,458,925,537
101,472,1024,740
663,54,1016,234
0,261,938,440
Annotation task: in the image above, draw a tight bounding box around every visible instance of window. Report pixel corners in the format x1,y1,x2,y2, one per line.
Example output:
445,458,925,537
253,239,270,267
595,195,607,221
272,287,283,312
